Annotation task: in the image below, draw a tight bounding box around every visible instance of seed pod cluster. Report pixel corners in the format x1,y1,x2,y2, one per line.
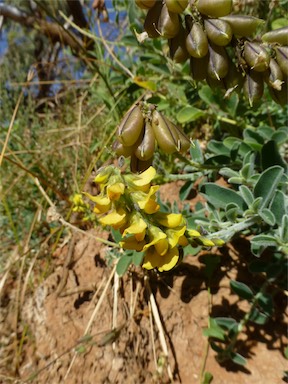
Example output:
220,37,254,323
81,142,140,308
113,102,191,172
135,0,288,106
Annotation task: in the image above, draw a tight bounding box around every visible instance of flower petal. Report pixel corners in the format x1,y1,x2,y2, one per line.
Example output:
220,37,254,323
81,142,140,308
143,225,167,251
120,236,145,251
154,212,184,228
107,182,125,201
122,213,147,241
166,225,186,248
99,208,127,229
142,247,180,272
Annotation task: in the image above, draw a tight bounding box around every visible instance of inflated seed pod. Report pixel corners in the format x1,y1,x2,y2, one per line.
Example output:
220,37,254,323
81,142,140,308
158,3,180,38
185,17,209,58
144,1,162,38
204,19,232,46
130,153,153,173
223,61,244,92
220,15,264,37
243,42,270,72
263,58,284,90
113,140,136,158
172,124,191,153
196,0,232,18
206,75,226,90
190,55,209,81
169,25,189,63
166,0,188,14
117,105,145,146
262,27,288,46
152,110,179,154
207,43,229,80
243,70,264,107
275,46,288,77
135,0,156,9
135,121,155,161
269,80,288,106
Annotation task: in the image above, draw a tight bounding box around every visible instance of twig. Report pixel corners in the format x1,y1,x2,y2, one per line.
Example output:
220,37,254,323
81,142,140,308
55,236,76,296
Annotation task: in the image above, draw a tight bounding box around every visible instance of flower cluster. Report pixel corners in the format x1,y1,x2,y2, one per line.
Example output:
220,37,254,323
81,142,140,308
75,166,224,272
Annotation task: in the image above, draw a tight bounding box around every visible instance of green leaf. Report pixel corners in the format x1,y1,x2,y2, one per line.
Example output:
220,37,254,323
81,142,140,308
257,293,273,316
201,183,246,212
280,215,288,243
180,181,194,201
239,185,254,206
225,203,240,222
176,106,204,123
202,372,213,384
253,166,284,209
230,352,247,366
190,140,204,163
207,140,230,156
111,228,122,243
271,17,288,29
251,234,278,247
214,317,237,331
230,280,254,301
269,190,287,225
204,155,231,166
116,255,132,276
249,307,269,324
132,251,144,266
133,77,157,91
203,318,226,341
261,140,287,170
259,208,276,226
219,168,240,179
199,85,218,107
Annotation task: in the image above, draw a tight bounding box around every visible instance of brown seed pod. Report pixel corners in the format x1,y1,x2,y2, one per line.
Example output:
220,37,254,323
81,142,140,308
196,0,232,18
220,15,264,37
243,42,270,72
130,154,153,173
152,110,179,154
158,3,180,38
117,105,145,146
222,61,244,93
269,80,288,106
206,75,226,90
243,70,264,107
135,121,156,161
135,0,156,9
204,19,232,46
144,1,162,38
166,0,188,14
263,58,284,90
275,46,288,77
185,17,209,58
172,124,191,153
190,55,209,81
169,25,189,63
262,27,288,46
113,140,136,158
207,43,229,80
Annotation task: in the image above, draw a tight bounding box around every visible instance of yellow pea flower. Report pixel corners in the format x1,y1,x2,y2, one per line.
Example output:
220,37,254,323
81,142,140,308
142,247,180,272
143,225,167,251
83,192,111,214
107,182,125,201
122,213,147,241
153,212,184,228
120,236,146,251
125,166,156,192
166,225,187,248
133,185,160,214
99,207,127,229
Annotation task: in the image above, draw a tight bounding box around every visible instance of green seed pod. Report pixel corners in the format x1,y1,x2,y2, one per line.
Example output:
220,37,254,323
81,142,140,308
190,55,209,81
185,17,209,58
243,70,264,107
158,3,180,38
262,27,288,46
144,1,162,38
166,0,188,14
244,42,270,72
269,81,288,106
196,0,232,18
204,19,232,46
275,46,288,77
117,105,145,146
152,110,179,154
169,25,189,63
135,121,156,161
207,43,229,80
130,154,153,173
220,15,264,37
112,140,136,158
263,58,284,90
135,0,156,9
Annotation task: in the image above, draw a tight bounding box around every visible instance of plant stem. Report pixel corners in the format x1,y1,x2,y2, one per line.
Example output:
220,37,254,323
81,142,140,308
207,216,259,242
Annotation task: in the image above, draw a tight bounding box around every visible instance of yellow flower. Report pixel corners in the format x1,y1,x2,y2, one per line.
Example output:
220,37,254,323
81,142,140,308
125,166,156,192
99,207,127,229
133,185,160,214
72,193,89,212
143,225,167,252
83,192,111,214
142,247,180,272
107,182,125,201
166,225,187,248
94,166,114,184
120,235,146,251
122,213,147,241
187,229,201,237
153,212,184,228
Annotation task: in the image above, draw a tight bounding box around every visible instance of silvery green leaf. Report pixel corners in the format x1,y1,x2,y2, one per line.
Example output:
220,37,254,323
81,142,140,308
259,208,276,226
254,165,284,209
239,185,254,206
